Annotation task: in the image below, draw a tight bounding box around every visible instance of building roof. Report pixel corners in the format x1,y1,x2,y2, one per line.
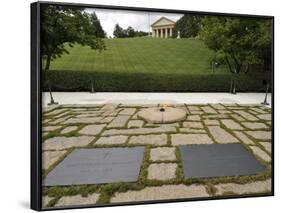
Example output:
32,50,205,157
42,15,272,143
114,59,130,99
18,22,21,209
151,17,176,27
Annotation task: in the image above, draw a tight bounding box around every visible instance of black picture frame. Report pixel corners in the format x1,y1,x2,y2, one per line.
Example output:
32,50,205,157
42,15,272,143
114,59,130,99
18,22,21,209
31,1,274,211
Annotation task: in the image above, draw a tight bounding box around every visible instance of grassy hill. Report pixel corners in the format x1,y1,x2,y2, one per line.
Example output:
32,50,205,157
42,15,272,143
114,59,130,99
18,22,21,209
45,37,270,92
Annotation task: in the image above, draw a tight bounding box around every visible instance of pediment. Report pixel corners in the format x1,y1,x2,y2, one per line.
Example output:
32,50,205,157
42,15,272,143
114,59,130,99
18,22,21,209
151,17,175,27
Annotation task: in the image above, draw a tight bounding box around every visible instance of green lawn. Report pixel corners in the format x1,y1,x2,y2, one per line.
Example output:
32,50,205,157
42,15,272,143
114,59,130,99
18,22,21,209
44,37,270,92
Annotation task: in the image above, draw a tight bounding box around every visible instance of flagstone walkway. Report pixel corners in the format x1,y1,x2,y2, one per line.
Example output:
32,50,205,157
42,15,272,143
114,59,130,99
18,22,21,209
42,103,272,208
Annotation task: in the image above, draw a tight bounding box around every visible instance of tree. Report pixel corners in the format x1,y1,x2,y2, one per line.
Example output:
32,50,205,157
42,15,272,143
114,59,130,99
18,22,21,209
113,25,148,38
255,21,272,72
200,16,272,94
174,14,202,38
126,26,136,37
89,12,106,38
135,30,148,37
113,24,125,38
41,5,106,70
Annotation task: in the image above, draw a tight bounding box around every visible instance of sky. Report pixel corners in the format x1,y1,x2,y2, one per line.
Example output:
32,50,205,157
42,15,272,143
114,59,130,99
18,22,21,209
85,8,183,37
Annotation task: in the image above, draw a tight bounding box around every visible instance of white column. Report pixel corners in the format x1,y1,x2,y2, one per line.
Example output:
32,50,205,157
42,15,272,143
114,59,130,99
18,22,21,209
165,28,168,38
170,27,173,37
156,29,158,38
160,28,163,38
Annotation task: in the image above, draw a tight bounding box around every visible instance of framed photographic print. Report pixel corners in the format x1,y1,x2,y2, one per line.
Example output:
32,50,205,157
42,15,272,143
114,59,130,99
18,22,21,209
31,1,274,211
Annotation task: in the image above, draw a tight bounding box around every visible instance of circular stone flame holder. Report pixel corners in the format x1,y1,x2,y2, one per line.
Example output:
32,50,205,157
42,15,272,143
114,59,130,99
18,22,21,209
138,107,187,124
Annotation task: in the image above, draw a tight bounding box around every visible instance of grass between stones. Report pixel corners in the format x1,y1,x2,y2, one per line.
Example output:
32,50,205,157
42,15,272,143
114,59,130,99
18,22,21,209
41,104,272,206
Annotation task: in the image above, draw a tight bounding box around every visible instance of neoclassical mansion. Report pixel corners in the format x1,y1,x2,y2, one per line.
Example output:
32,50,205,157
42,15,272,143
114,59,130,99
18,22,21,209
151,17,176,38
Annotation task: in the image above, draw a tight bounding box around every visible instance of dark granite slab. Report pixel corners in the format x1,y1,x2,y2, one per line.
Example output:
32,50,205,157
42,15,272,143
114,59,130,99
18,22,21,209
44,147,145,186
179,144,266,179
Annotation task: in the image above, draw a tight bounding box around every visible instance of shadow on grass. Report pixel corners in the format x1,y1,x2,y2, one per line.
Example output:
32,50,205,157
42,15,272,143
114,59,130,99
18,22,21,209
43,70,271,92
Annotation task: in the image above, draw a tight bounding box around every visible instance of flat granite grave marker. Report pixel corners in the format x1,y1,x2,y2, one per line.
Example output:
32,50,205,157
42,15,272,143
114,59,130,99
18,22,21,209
44,147,145,186
179,144,266,179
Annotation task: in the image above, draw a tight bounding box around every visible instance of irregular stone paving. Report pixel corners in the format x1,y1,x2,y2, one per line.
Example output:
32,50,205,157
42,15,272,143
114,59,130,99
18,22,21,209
207,126,239,143
75,112,101,118
203,114,229,119
102,126,176,136
55,194,100,207
42,196,53,207
179,128,206,133
62,117,102,124
43,119,51,125
42,132,49,137
187,106,200,111
128,120,144,128
53,111,69,118
190,110,204,115
259,142,271,153
221,119,244,130
150,147,176,161
111,184,209,202
148,163,177,180
95,135,128,145
48,116,72,125
218,110,231,114
257,114,271,121
245,131,271,140
42,104,272,207
43,105,58,113
249,146,271,162
187,115,201,121
171,134,213,145
183,121,204,129
100,104,118,111
230,114,246,121
79,124,106,135
61,126,78,134
146,123,179,127
242,122,268,130
129,134,167,145
250,108,267,114
203,119,220,126
42,150,67,170
119,108,136,115
107,115,130,128
43,136,94,150
210,104,226,110
214,179,271,195
201,106,217,114
45,108,67,116
232,131,254,145
100,117,114,123
233,110,259,121
43,126,62,132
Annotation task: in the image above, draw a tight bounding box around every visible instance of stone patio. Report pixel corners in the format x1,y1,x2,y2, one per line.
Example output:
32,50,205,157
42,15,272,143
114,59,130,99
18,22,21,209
42,103,272,208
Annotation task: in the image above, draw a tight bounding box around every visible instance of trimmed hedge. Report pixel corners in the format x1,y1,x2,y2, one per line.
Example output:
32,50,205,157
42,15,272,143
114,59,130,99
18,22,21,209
42,70,271,92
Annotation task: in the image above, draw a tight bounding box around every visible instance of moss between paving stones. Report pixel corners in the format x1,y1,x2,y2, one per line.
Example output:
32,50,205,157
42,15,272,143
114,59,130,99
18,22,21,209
42,104,272,206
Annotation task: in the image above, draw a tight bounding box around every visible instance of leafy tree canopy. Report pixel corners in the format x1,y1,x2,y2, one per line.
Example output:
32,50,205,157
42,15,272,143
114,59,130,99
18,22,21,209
200,16,272,93
41,5,106,70
113,24,148,38
174,14,202,38
89,13,106,38
113,24,125,38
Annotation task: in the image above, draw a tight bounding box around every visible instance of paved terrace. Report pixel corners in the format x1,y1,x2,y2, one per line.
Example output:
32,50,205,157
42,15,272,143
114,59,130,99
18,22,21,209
42,103,272,208
42,92,272,107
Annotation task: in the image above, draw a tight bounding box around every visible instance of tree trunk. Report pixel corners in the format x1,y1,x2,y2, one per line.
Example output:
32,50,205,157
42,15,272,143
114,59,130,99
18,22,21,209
45,54,51,70
232,78,237,94
230,78,233,93
230,73,237,94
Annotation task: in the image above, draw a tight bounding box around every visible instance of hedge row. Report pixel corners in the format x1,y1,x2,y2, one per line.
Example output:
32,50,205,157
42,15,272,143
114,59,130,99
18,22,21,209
42,70,271,92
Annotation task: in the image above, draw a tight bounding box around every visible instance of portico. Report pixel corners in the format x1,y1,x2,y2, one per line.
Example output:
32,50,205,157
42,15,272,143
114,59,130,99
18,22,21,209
151,17,175,38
